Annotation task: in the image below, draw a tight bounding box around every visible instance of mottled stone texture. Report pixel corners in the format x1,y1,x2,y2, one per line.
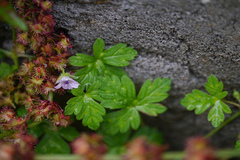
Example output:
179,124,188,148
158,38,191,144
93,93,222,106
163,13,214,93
52,0,240,149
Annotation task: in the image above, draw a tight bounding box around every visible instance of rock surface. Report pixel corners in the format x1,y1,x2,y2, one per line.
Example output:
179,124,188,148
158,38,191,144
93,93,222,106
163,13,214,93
52,0,240,149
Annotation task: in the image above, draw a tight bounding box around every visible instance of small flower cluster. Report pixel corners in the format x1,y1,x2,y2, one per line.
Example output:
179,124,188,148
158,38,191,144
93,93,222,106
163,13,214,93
0,0,72,154
124,137,167,160
0,107,37,159
0,140,35,160
184,136,219,160
15,0,71,96
28,100,70,127
71,133,107,160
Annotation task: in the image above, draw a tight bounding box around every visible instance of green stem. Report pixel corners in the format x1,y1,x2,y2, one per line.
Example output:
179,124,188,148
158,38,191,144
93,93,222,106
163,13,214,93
204,110,240,139
34,149,240,160
48,92,53,101
18,54,35,58
222,99,240,109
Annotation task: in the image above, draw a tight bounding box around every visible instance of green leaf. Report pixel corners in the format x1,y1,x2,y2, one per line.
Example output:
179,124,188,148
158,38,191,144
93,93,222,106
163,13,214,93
181,75,231,127
65,83,106,130
208,100,231,127
180,90,214,114
104,65,126,78
70,39,137,87
0,62,12,78
131,126,164,144
69,53,96,67
74,63,99,88
65,96,84,115
16,108,27,117
35,132,70,154
93,38,105,58
98,75,133,109
137,78,171,105
103,129,131,147
28,124,45,138
0,7,28,31
57,126,79,141
101,43,138,67
233,90,240,103
205,75,224,96
102,108,141,135
136,104,167,116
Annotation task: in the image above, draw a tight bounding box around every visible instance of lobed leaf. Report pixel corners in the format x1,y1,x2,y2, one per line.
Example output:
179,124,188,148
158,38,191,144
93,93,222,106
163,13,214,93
180,90,213,114
102,108,141,135
57,126,79,142
65,82,106,130
70,38,137,87
98,75,133,109
233,90,240,103
35,132,70,154
93,38,105,58
181,75,232,128
136,104,167,116
101,43,137,67
74,63,98,88
69,53,96,67
208,100,231,127
76,97,105,130
205,75,224,96
137,78,171,105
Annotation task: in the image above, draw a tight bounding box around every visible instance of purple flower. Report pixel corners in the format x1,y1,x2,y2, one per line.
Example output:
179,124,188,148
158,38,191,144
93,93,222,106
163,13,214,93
55,76,79,90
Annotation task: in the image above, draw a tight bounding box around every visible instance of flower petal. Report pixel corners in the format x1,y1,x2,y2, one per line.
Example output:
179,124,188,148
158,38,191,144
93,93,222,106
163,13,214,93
69,80,80,89
62,82,72,90
56,76,71,83
55,83,62,89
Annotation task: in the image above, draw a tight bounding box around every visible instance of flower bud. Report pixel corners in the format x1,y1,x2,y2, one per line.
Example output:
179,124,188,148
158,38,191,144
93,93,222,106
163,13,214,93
41,0,52,11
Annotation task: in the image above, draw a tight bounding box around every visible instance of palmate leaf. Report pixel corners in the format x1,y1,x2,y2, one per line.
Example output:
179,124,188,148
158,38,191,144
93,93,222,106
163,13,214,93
35,132,70,154
65,82,105,130
98,75,136,109
69,38,137,87
101,43,138,67
99,75,171,135
208,100,231,127
102,108,141,135
180,75,231,127
136,78,171,116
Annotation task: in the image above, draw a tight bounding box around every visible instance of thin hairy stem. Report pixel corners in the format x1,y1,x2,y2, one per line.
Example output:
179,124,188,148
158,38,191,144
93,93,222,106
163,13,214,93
222,99,240,109
34,149,240,160
204,110,240,139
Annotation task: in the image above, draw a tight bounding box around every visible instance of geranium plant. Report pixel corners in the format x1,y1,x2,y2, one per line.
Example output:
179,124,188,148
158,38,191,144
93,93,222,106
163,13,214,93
1,0,240,160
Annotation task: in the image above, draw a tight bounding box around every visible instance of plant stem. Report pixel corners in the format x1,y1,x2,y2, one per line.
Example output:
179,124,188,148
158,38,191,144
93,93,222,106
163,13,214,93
34,149,240,160
48,92,53,101
222,99,240,109
204,110,240,139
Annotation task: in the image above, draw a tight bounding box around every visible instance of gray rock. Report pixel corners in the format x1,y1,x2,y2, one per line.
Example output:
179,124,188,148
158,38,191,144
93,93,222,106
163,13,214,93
52,0,240,149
